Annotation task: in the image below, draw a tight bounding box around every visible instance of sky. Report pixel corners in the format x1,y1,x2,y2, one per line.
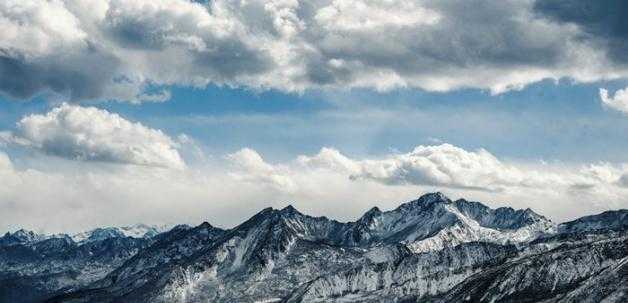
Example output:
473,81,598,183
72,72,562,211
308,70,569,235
1,0,628,234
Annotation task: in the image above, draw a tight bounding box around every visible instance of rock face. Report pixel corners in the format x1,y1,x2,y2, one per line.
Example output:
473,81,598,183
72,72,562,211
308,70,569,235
1,193,626,303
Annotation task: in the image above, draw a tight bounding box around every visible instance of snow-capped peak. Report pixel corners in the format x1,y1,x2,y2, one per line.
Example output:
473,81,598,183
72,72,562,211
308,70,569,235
346,192,555,252
71,224,171,243
0,228,46,246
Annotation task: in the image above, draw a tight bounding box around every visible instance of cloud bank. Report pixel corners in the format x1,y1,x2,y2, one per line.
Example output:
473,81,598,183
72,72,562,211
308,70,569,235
1,140,628,233
296,144,624,193
1,0,626,102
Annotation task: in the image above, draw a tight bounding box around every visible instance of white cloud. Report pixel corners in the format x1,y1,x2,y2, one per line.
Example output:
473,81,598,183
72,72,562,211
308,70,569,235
315,0,441,31
215,144,628,221
1,143,628,234
296,147,361,173
0,0,87,57
351,144,527,191
0,149,420,234
600,87,628,114
226,148,297,193
0,151,13,171
11,103,185,169
298,144,601,192
0,0,626,102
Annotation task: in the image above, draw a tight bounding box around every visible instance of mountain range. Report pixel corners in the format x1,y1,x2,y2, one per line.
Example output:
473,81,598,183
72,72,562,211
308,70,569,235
0,192,626,302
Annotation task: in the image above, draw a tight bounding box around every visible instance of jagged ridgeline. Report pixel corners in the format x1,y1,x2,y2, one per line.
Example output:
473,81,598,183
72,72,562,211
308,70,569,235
1,193,626,302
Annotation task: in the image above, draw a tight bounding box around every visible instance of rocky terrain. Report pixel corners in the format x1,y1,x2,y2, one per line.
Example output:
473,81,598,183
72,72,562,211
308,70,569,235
1,193,626,302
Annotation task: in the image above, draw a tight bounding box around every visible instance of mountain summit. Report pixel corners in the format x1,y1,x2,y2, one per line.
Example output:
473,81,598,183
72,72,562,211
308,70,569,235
1,193,626,303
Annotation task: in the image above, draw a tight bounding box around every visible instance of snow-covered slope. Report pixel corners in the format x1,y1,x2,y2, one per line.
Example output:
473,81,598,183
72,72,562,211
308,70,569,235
3,192,627,303
286,242,518,302
0,224,172,248
70,224,172,243
437,232,628,302
341,192,555,253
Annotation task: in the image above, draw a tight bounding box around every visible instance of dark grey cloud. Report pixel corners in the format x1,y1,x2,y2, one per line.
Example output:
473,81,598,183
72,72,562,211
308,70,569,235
534,0,628,63
191,38,273,81
311,0,568,86
0,0,626,102
0,47,121,101
106,18,169,50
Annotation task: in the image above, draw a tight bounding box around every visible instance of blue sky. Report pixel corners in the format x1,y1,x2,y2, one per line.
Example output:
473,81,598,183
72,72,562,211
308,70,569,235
2,0,628,233
117,79,627,163
4,78,628,163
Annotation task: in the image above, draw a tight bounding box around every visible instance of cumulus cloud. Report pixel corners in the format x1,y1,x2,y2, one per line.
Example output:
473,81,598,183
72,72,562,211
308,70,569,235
296,147,361,173
0,0,273,102
298,144,602,192
350,145,528,191
226,148,296,192
219,143,628,199
8,103,185,169
600,87,628,114
0,0,626,102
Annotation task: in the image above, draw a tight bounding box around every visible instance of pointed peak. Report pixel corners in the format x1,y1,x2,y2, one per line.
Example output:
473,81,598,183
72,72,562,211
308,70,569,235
13,228,34,235
396,192,451,211
368,206,381,213
420,191,449,201
199,221,213,229
414,192,450,205
241,207,277,225
363,206,382,216
279,204,306,218
11,229,39,239
260,207,275,213
281,204,297,212
521,207,548,221
358,206,382,223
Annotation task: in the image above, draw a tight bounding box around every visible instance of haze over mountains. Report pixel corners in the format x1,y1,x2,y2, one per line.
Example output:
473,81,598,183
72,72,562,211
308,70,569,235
1,193,626,302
